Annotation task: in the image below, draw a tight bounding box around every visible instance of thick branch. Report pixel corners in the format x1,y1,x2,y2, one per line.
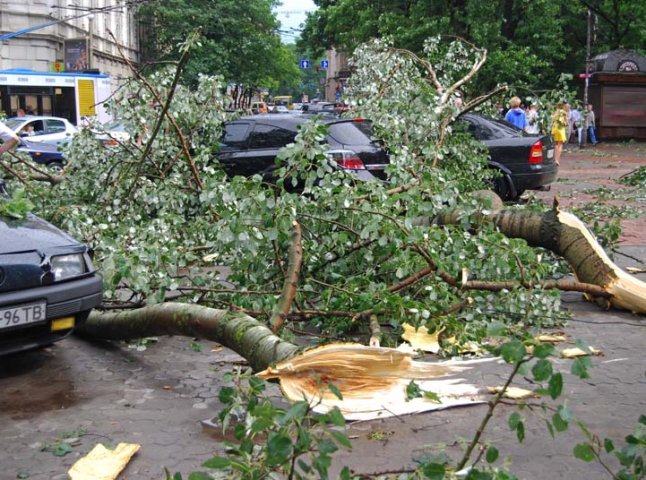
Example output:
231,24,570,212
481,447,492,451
77,303,300,371
270,221,303,333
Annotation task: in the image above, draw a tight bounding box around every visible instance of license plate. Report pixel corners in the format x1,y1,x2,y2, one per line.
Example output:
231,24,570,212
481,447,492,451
547,149,554,159
0,302,47,330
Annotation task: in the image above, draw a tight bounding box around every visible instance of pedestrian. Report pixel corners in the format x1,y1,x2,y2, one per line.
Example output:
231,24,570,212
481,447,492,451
551,102,568,166
525,102,540,134
569,106,584,146
0,119,20,155
16,108,26,117
504,96,526,130
585,104,598,145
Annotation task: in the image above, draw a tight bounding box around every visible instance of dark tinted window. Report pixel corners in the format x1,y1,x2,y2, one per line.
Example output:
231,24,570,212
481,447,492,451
248,124,296,149
327,122,373,145
222,122,251,147
460,116,521,140
45,119,66,134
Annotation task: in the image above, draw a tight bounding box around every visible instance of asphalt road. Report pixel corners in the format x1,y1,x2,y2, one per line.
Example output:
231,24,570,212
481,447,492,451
1,143,645,479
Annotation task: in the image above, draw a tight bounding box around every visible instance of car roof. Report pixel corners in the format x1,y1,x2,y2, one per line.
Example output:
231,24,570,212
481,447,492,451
9,115,72,122
234,114,363,131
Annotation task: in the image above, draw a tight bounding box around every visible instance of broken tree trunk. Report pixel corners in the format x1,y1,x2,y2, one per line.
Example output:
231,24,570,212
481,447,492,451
77,303,300,372
438,192,646,315
78,304,486,420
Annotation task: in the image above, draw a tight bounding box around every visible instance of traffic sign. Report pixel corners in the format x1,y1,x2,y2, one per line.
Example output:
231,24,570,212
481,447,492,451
299,59,310,69
320,60,329,70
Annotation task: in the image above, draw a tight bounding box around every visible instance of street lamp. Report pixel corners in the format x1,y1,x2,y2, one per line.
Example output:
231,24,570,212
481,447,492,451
87,13,94,70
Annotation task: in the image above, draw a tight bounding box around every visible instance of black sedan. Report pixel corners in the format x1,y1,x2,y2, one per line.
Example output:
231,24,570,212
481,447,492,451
0,183,103,355
457,113,558,201
217,114,389,183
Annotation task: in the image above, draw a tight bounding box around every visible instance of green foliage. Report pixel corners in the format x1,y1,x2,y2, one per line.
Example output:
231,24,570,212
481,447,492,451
170,370,352,480
621,166,646,187
0,187,34,219
301,0,646,93
574,414,646,479
137,0,300,91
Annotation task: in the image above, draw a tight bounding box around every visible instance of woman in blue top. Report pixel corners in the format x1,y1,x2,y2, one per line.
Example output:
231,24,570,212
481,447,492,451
504,96,527,130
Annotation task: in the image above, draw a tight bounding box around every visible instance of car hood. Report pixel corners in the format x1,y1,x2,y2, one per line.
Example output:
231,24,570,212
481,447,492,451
0,213,80,254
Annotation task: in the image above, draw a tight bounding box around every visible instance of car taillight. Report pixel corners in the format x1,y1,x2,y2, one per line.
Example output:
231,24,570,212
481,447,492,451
529,140,543,164
326,149,366,170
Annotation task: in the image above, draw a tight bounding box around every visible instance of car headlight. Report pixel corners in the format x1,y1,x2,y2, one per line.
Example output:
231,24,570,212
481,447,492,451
51,254,88,280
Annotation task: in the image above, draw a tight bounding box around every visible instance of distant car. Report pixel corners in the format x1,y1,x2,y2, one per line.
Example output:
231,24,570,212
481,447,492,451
17,140,65,171
456,113,558,201
4,115,78,147
251,102,268,114
94,121,132,147
0,180,103,355
217,114,390,184
273,105,290,114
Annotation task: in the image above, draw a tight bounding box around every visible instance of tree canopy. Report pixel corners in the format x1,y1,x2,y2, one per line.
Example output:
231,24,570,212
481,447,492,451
137,0,301,93
299,0,646,93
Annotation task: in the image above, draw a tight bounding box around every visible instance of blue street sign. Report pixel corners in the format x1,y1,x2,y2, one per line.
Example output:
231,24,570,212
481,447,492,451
299,59,310,69
320,60,329,70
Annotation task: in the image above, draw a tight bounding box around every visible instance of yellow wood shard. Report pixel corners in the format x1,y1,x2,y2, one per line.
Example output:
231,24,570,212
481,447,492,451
256,343,490,421
487,386,538,399
401,323,443,353
561,347,604,358
68,443,140,480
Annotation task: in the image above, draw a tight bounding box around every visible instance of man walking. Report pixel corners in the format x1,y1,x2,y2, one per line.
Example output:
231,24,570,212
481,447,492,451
585,104,598,145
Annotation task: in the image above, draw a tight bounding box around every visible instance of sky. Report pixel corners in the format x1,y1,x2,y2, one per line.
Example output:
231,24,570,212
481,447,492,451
273,0,318,43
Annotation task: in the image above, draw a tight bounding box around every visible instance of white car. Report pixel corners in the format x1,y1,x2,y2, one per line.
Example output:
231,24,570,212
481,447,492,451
273,105,290,113
5,115,79,146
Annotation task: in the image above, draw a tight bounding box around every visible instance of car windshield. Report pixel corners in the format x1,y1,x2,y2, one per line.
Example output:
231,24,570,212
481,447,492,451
5,118,24,130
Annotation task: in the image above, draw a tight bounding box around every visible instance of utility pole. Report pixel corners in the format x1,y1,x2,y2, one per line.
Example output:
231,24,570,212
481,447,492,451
87,14,94,69
583,8,592,145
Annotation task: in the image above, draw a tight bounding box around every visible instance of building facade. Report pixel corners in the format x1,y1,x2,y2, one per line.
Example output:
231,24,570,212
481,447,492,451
0,0,139,79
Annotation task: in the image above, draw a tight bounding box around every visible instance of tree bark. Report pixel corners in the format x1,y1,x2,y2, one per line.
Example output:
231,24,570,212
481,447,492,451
438,192,646,315
76,303,300,372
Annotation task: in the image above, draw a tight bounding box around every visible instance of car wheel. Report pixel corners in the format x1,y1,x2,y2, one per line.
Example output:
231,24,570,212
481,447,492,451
48,162,65,173
493,172,519,202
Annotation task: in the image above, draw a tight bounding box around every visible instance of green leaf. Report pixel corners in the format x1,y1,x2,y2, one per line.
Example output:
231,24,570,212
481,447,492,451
328,383,343,400
571,357,592,379
604,438,615,453
508,412,521,430
218,386,235,404
406,380,423,400
329,430,353,449
552,412,568,432
202,457,231,469
573,443,596,462
533,343,555,359
500,340,527,364
486,446,499,463
188,473,215,480
421,462,446,479
423,390,442,403
339,466,352,480
532,359,553,381
266,432,293,466
548,372,563,399
279,401,309,426
326,407,346,427
516,420,525,443
247,376,265,393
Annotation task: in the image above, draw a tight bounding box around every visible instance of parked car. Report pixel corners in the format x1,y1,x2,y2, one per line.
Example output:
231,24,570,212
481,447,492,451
272,105,290,114
456,113,558,200
217,114,390,184
0,180,103,355
94,120,132,147
4,115,78,147
17,139,66,171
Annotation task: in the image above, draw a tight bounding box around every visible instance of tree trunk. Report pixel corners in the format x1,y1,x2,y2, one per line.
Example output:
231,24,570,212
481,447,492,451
438,193,646,314
77,303,300,372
